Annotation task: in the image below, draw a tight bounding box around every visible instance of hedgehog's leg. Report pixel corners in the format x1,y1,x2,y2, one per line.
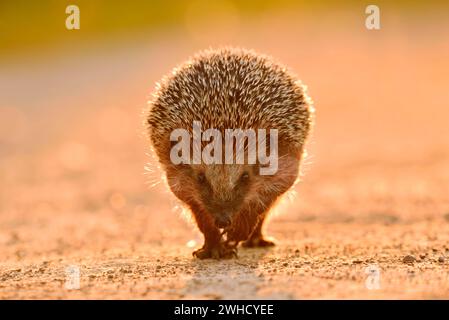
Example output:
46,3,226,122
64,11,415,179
191,208,237,259
242,212,275,248
225,207,262,247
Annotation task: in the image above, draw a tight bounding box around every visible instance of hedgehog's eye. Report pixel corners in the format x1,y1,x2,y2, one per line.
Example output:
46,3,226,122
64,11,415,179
197,172,206,183
239,172,250,182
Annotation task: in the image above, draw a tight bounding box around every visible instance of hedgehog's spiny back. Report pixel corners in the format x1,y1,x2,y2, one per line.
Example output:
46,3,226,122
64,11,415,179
147,48,313,158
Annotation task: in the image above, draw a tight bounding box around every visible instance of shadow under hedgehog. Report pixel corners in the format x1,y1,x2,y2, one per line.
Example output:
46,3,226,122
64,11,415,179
146,48,313,259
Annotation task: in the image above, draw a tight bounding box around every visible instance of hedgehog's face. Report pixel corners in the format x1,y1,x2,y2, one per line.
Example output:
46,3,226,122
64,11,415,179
192,163,258,229
165,163,261,229
164,147,301,234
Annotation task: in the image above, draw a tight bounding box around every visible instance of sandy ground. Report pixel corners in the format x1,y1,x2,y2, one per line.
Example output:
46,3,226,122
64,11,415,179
1,10,449,299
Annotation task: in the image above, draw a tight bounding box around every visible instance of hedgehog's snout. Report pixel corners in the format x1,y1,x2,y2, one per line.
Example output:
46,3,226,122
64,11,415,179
214,213,232,229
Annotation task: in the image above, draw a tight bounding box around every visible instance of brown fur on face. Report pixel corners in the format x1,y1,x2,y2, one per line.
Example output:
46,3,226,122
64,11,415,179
167,163,255,229
165,144,302,247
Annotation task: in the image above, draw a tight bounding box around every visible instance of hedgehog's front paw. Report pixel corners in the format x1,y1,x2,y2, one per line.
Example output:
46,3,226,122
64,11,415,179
193,243,238,259
242,237,275,248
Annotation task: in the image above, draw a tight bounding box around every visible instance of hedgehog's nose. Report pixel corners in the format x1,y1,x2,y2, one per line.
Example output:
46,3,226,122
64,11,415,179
215,215,231,229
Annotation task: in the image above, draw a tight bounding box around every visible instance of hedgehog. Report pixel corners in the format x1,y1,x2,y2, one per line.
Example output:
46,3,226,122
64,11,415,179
146,48,313,259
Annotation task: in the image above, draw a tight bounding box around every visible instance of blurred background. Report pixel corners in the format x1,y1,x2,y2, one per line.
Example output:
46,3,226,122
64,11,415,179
1,0,449,290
